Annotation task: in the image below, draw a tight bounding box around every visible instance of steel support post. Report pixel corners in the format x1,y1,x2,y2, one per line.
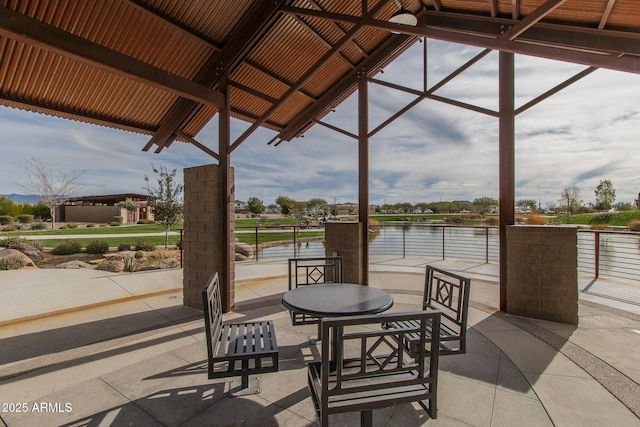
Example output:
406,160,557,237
219,78,233,312
358,73,369,285
498,52,515,312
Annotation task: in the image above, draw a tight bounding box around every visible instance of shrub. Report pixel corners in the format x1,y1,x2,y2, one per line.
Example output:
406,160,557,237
99,224,108,227
113,216,124,225
85,240,110,254
137,219,154,224
109,221,121,226
59,224,68,230
86,223,96,228
525,213,548,225
0,236,29,247
51,240,82,255
67,222,79,229
590,224,608,230
31,222,47,230
123,257,138,272
628,220,640,232
0,255,24,270
135,240,156,251
18,214,34,224
484,216,498,226
118,243,132,251
589,212,611,225
1,224,18,232
0,215,14,225
31,240,44,251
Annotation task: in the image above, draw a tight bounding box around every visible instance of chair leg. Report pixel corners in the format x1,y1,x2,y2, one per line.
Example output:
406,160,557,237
228,360,260,397
361,410,373,427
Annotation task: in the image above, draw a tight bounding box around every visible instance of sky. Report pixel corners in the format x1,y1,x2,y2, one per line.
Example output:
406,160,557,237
1,40,639,209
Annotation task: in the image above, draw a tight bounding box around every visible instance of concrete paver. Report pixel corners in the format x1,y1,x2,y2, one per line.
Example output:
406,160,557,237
1,260,639,426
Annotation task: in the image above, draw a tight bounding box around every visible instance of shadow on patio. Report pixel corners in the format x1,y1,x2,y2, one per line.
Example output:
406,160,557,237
1,265,639,426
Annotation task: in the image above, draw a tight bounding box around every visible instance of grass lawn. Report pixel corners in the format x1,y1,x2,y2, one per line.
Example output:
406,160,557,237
555,210,640,226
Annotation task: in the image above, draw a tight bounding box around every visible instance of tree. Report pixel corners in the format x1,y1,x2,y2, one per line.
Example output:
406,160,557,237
145,165,183,248
307,198,328,216
558,186,582,215
473,197,498,214
246,197,265,216
516,199,538,213
594,179,616,210
0,196,19,217
17,157,85,229
275,196,296,215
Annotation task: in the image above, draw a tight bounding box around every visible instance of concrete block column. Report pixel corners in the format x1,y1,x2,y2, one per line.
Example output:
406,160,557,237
182,164,235,310
325,221,363,284
506,226,578,324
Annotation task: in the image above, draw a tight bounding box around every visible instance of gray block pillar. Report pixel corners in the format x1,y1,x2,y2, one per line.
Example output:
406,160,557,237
324,221,363,284
182,164,235,310
506,226,578,324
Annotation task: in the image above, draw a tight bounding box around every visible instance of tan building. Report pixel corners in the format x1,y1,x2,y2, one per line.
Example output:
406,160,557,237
59,194,152,224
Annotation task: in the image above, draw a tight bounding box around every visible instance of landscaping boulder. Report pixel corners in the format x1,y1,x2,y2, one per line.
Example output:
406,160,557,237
96,260,125,272
136,258,180,271
0,249,36,269
9,243,44,262
56,260,94,269
235,242,254,258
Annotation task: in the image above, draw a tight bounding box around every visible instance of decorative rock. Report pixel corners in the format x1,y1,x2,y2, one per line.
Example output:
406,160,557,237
136,258,180,271
56,260,94,269
0,249,36,268
96,260,125,272
235,253,249,261
9,243,44,262
235,242,254,257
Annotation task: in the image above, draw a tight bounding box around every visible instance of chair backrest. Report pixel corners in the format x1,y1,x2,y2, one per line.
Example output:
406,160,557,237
202,273,223,355
424,265,471,336
288,256,343,290
320,310,441,398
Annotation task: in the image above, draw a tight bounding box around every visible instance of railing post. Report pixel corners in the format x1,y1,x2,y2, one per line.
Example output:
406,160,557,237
442,226,445,260
293,225,298,258
485,226,489,264
255,226,259,262
402,225,406,258
594,231,600,278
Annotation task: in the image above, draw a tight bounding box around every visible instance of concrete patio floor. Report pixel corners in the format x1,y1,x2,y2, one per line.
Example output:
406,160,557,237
1,259,639,426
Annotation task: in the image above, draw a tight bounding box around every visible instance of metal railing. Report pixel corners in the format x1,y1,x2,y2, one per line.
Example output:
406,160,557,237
236,223,640,284
577,229,640,282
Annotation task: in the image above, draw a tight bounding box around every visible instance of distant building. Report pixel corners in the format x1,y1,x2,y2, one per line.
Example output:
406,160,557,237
59,193,152,224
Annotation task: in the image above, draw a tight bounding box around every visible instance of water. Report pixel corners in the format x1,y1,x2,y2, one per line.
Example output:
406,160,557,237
258,225,500,261
256,225,640,283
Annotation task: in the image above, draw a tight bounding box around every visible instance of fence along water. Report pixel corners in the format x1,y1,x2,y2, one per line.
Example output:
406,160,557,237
239,224,640,283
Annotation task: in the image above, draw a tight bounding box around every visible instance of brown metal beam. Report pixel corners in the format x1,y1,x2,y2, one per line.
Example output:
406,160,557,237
236,0,396,150
498,51,515,313
281,6,640,74
218,78,233,313
358,74,369,286
0,7,225,108
277,35,416,142
143,0,287,152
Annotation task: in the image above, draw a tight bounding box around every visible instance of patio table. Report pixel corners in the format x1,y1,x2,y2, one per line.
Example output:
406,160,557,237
282,283,393,361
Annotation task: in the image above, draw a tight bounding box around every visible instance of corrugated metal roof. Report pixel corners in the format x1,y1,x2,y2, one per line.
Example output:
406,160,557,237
1,0,639,154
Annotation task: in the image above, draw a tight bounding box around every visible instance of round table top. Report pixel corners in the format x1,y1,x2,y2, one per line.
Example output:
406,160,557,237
281,283,393,317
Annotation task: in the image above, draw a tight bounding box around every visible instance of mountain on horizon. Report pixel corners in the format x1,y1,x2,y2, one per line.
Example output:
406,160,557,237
1,193,41,204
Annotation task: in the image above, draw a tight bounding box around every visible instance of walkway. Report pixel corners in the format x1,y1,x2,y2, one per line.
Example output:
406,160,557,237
1,260,639,426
